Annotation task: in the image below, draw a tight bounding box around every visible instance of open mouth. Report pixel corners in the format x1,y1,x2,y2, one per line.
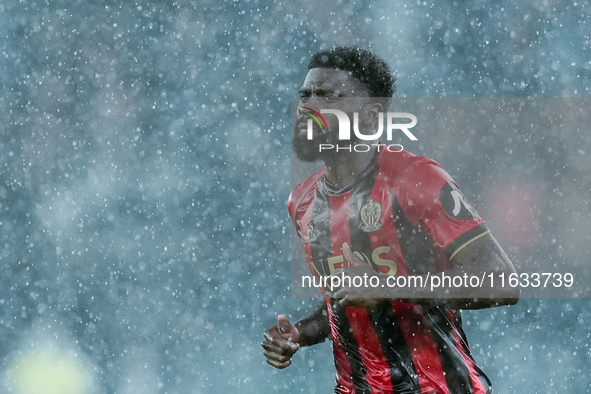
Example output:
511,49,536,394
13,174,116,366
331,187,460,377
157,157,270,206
296,116,326,133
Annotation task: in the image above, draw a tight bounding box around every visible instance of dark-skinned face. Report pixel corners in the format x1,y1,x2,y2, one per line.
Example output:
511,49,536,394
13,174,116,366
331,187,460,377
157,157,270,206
292,68,370,162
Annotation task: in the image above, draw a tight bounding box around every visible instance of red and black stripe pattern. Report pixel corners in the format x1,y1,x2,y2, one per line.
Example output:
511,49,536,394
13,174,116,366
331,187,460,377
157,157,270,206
289,149,492,393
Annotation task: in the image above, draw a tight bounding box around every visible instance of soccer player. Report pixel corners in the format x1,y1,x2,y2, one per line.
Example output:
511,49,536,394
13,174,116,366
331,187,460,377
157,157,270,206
262,46,519,394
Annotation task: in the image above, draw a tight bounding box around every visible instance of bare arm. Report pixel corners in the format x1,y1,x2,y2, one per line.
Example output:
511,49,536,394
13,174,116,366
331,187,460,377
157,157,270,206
329,235,520,310
436,232,520,309
294,302,330,347
262,303,330,369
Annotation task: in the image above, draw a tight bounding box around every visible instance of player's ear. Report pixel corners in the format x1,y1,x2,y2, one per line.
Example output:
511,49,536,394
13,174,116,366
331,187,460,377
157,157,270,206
362,101,383,126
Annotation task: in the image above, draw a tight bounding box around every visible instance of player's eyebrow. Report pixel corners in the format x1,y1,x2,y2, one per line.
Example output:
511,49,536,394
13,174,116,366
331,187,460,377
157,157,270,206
298,88,346,97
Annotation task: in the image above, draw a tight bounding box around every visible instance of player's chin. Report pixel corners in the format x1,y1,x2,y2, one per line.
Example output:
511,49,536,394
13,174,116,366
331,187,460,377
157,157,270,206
292,138,321,162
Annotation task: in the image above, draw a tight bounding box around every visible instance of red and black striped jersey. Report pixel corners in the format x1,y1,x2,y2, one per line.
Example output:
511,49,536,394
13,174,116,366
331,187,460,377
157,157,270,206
289,149,492,394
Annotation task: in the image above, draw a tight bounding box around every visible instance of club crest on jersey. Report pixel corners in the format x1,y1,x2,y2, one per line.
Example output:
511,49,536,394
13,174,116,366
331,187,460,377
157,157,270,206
304,222,317,243
360,199,383,232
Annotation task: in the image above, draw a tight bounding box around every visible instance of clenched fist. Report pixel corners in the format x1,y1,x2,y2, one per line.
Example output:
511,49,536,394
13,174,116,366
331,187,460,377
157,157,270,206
262,315,300,369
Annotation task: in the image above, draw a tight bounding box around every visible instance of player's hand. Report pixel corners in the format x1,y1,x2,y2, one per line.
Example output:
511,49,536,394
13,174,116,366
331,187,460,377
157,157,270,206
262,315,300,369
327,242,386,307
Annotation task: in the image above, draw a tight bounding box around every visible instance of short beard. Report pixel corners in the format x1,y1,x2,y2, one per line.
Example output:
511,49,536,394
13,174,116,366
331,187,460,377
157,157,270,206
292,130,365,163
292,134,324,162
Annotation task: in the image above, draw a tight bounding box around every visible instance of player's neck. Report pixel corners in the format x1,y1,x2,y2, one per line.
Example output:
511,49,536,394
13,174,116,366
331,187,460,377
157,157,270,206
323,148,378,189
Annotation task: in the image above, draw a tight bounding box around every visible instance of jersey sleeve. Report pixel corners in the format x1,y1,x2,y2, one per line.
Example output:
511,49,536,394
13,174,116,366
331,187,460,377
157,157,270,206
395,156,489,261
287,192,294,222
287,168,325,235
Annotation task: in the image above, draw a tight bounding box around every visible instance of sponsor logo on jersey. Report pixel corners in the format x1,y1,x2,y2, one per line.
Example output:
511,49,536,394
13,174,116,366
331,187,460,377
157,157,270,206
309,245,398,277
439,181,480,220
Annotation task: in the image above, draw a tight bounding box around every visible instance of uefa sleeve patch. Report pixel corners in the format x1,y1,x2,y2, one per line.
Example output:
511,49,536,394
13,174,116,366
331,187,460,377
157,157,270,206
439,181,480,221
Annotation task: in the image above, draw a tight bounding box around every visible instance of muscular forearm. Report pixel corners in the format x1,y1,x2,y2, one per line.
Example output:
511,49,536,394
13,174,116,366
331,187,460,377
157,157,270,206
382,236,519,309
294,302,331,347
426,234,520,309
329,234,520,310
386,267,521,310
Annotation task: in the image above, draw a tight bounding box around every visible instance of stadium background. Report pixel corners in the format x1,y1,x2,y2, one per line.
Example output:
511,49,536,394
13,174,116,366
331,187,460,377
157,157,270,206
1,1,589,392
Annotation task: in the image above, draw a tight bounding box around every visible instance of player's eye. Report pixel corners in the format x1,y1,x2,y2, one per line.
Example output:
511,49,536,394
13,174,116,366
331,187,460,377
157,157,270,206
321,95,342,104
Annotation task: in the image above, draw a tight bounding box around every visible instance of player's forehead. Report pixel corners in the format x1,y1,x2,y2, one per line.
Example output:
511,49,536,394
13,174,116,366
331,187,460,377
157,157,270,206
300,68,369,96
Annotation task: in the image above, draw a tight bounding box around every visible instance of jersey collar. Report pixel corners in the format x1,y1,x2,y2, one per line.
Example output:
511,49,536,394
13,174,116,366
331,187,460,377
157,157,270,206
321,148,381,195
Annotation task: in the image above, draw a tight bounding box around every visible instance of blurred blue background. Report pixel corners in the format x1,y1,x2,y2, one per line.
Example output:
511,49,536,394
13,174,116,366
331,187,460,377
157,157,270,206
0,0,589,392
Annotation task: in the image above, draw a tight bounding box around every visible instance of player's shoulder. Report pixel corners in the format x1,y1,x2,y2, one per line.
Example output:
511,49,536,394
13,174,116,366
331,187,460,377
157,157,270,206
378,148,449,182
291,168,325,199
288,168,325,219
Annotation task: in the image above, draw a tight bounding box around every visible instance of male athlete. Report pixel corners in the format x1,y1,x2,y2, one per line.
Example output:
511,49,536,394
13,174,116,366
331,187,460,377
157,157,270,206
262,46,519,393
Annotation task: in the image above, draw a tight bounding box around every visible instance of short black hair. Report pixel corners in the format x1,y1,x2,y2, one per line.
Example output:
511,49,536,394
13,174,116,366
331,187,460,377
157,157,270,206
308,46,396,98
